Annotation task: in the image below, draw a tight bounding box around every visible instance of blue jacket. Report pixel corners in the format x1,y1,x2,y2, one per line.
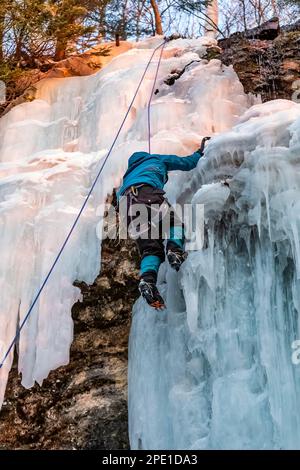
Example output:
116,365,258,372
117,151,201,199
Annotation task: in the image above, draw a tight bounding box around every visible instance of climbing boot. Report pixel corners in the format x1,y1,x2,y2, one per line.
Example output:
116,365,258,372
139,273,165,310
167,248,187,272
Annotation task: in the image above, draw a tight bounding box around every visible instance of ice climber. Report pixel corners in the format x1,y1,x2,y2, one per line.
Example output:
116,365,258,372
117,137,210,310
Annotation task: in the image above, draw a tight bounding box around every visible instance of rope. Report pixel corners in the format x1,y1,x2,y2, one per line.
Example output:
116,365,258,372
0,39,167,370
147,41,166,154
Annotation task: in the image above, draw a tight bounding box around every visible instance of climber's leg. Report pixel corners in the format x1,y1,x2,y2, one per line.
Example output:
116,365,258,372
166,207,187,272
138,238,165,278
137,240,166,309
125,185,166,309
140,254,161,280
138,272,165,310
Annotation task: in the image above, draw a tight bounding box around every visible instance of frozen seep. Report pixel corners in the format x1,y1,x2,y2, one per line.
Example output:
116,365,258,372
129,100,300,449
1,34,300,450
0,36,241,406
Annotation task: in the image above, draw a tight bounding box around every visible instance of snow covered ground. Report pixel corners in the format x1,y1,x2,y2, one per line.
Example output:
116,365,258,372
1,36,300,449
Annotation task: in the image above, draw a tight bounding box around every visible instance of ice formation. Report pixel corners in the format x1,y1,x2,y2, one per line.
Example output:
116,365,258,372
0,35,232,405
129,99,300,449
1,35,300,450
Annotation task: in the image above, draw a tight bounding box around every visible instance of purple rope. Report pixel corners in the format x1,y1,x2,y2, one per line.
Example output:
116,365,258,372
0,39,167,370
147,41,166,154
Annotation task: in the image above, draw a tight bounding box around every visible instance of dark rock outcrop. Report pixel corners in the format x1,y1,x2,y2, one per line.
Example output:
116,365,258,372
0,233,139,450
244,17,280,40
219,21,300,102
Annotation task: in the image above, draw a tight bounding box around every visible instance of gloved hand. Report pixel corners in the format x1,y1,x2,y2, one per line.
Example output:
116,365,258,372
197,136,211,155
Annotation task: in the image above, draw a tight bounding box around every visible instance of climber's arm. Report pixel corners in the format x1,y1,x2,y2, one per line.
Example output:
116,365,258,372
160,151,202,172
159,138,211,172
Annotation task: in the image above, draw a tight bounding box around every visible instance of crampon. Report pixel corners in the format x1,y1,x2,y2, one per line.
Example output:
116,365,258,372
167,248,188,272
139,279,166,310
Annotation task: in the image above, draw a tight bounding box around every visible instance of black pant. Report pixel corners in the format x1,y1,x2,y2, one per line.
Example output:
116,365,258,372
120,185,184,264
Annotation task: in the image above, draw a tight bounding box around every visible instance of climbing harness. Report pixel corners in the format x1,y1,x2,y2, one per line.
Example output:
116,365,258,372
130,185,143,198
0,39,168,370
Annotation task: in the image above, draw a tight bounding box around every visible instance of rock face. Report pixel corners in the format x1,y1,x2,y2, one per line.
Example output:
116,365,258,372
0,232,139,450
219,22,300,102
243,17,280,40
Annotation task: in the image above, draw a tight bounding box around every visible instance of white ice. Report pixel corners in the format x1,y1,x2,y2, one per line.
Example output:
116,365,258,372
0,35,229,406
1,35,300,450
129,99,300,449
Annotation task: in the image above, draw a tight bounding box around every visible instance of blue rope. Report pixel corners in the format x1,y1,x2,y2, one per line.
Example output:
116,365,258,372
0,39,167,370
147,41,166,154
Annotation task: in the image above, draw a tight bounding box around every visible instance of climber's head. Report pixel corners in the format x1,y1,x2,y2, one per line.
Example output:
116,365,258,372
128,152,151,168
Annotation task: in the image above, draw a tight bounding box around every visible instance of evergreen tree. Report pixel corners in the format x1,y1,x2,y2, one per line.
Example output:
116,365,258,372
0,1,8,61
6,0,49,63
45,0,94,60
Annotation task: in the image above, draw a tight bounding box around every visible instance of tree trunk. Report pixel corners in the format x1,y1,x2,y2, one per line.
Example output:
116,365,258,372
15,38,22,62
54,40,67,61
271,0,278,17
251,0,265,25
239,0,248,31
98,4,107,40
0,22,3,62
0,3,5,62
205,0,219,38
119,0,129,40
150,0,163,35
136,0,146,41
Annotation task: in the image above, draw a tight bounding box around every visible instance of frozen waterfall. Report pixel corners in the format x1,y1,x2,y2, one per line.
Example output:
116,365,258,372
129,100,300,450
0,35,235,406
1,35,300,450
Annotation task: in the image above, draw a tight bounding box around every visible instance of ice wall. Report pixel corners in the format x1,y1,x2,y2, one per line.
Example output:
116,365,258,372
0,36,250,407
129,100,300,449
3,35,299,450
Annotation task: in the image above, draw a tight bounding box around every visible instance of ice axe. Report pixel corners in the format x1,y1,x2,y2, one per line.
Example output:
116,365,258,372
198,136,211,155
